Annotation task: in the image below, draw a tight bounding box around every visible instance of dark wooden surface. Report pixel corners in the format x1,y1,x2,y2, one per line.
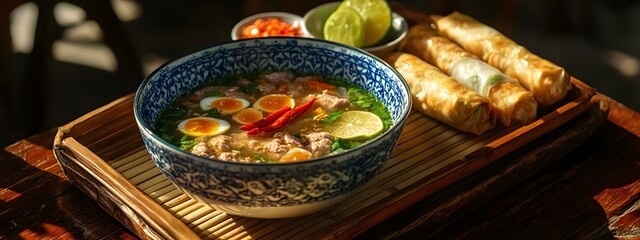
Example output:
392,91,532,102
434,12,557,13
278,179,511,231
356,96,638,240
1,93,638,239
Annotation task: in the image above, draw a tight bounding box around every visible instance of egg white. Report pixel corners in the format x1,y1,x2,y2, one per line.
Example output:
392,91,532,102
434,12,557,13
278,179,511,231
177,117,230,137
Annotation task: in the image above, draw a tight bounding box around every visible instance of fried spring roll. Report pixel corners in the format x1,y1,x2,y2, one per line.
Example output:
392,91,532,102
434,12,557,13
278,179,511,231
399,24,537,126
436,12,571,107
384,52,494,135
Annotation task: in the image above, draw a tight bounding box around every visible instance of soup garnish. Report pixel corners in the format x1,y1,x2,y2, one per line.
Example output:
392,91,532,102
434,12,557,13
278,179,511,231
155,71,391,163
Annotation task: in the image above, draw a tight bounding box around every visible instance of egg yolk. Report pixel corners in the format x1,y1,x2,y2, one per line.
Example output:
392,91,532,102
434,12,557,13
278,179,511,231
279,148,312,162
233,108,263,124
210,98,245,112
183,118,219,136
257,95,294,112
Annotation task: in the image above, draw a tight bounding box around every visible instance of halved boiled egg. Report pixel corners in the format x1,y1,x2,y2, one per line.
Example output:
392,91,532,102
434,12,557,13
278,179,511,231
232,108,263,125
279,148,313,163
253,94,295,113
200,96,250,114
177,117,230,137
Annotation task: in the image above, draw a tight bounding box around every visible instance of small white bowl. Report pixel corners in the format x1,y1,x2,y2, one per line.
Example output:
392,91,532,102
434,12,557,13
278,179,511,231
303,2,408,57
231,12,307,40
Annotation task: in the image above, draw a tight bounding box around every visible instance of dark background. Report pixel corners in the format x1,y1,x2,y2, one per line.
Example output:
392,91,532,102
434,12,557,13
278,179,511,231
2,0,639,146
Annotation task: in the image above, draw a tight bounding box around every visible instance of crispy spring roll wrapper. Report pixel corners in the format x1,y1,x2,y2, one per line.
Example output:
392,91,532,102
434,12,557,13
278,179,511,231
383,52,494,135
399,24,537,126
436,12,571,107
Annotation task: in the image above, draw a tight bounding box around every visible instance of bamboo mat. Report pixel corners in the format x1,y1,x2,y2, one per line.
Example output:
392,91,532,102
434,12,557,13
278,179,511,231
54,78,595,239
92,110,501,239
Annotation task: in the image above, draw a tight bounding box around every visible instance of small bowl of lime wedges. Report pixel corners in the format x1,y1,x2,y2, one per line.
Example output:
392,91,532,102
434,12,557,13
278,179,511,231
303,1,408,57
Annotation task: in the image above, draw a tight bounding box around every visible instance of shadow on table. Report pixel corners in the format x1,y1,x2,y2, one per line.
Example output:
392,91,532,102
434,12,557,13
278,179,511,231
357,110,640,239
0,130,130,238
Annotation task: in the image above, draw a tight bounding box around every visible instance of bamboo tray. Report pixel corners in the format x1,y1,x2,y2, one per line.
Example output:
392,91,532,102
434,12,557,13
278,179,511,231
52,77,595,239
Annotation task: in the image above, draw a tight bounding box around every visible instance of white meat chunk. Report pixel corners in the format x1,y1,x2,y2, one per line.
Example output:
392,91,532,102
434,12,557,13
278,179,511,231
275,132,304,148
295,75,322,82
285,82,306,97
257,82,276,94
218,152,245,162
264,71,294,83
264,139,289,154
248,139,287,161
246,132,306,161
191,142,214,158
303,132,333,157
208,135,233,152
192,86,254,102
224,86,254,101
309,93,350,112
190,135,244,162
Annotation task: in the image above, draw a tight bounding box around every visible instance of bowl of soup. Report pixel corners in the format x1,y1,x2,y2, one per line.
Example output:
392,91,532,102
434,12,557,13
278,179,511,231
134,37,411,218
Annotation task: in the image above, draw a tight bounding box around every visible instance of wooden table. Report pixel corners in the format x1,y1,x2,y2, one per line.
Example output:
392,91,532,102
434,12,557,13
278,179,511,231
358,94,640,239
1,92,638,239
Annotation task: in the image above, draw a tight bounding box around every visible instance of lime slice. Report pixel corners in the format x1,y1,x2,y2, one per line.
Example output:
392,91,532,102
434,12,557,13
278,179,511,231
323,5,365,47
341,0,392,46
325,110,384,139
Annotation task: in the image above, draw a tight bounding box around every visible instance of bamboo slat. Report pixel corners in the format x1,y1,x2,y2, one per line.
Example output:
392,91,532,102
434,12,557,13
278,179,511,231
72,111,533,238
53,77,596,239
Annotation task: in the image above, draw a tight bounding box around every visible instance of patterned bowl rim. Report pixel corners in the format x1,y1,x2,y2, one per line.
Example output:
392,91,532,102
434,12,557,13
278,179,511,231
133,36,412,167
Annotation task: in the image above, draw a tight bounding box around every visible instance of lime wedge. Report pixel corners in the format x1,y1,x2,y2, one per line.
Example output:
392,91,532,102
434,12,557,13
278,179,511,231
340,0,392,46
323,5,365,47
325,110,384,140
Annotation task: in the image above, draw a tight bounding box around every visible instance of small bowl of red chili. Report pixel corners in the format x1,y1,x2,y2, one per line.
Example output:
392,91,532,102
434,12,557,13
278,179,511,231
231,12,307,40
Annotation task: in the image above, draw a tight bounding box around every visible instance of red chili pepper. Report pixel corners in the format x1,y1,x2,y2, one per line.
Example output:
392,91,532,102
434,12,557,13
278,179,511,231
246,98,316,135
290,97,316,118
247,109,297,135
240,106,291,130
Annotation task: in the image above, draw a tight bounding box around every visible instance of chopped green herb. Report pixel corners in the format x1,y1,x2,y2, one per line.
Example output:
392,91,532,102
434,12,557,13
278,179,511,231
179,135,198,150
322,111,343,123
348,87,371,108
331,137,363,152
254,154,268,163
240,82,259,95
323,76,351,87
203,108,222,118
205,90,225,97
155,102,188,144
370,100,393,130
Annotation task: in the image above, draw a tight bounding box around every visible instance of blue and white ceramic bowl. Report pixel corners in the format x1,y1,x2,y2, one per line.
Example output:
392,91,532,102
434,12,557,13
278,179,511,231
134,37,411,218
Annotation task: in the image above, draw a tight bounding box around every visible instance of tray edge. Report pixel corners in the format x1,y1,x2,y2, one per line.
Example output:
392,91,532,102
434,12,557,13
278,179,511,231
51,77,598,240
53,94,201,240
